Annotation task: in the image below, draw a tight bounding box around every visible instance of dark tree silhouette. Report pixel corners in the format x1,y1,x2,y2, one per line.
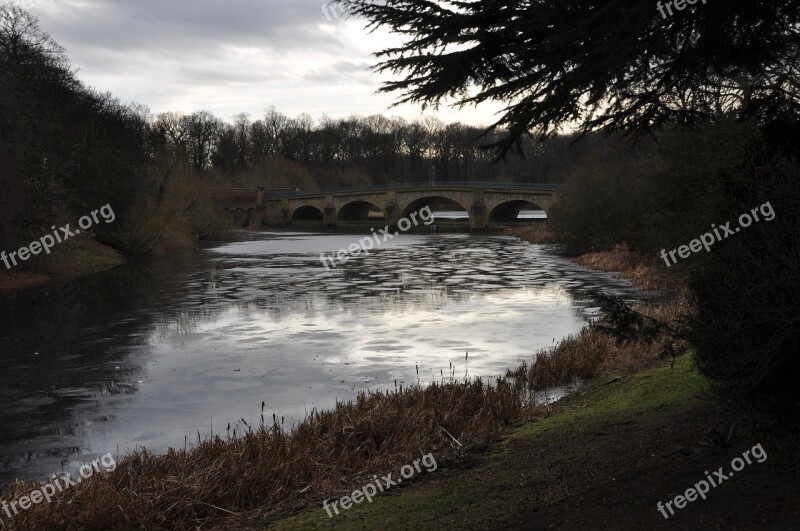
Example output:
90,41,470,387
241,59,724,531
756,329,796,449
0,4,149,252
340,0,800,152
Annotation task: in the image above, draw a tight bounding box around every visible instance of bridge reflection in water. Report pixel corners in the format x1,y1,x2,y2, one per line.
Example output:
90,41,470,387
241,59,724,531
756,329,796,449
212,181,561,230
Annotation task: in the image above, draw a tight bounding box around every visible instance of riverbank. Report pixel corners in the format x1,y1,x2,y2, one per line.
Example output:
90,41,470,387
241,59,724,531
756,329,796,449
265,223,800,529
504,226,684,293
257,231,794,530
272,355,800,530
0,235,126,296
0,230,698,530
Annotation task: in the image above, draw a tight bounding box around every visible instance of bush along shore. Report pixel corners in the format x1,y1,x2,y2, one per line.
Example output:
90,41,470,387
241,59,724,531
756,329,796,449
0,234,689,530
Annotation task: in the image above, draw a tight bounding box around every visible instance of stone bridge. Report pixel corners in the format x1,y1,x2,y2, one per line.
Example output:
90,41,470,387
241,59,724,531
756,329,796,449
211,182,563,230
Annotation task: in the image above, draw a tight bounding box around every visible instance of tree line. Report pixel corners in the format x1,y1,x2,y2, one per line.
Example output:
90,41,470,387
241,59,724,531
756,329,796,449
147,107,607,188
1,3,623,259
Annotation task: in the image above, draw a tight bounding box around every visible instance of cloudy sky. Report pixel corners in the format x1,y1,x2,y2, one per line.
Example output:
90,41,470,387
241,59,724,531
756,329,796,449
24,0,502,126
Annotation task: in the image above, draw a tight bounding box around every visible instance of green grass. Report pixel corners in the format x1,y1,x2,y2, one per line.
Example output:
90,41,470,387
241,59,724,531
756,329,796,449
508,354,709,440
270,465,527,531
270,355,710,530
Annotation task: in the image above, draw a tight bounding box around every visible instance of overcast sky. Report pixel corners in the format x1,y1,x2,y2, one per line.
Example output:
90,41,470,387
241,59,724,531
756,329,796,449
24,0,502,126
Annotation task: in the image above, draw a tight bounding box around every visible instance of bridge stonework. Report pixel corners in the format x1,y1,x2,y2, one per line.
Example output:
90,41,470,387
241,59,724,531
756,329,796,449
213,184,561,230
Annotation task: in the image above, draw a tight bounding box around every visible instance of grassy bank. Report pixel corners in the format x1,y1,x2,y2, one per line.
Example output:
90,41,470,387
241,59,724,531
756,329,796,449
0,233,692,530
0,235,125,296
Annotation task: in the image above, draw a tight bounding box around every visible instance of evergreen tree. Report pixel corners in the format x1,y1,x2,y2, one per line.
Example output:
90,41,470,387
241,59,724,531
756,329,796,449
341,0,800,152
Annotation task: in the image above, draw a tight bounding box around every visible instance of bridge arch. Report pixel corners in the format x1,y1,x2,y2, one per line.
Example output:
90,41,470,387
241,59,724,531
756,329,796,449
291,205,324,223
400,195,470,222
233,208,247,226
338,201,385,223
488,200,548,223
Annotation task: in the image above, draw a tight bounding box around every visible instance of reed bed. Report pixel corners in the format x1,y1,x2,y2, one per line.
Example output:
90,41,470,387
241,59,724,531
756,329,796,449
507,294,691,392
503,225,557,245
574,244,678,292
1,379,546,530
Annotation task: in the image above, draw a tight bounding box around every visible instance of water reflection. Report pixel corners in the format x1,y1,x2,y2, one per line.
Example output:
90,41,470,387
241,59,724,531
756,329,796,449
434,209,546,220
0,231,639,487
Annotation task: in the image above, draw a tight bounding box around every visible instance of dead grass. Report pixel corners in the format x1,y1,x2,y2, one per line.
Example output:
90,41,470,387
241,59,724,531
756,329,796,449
503,225,557,245
0,272,50,294
575,244,679,292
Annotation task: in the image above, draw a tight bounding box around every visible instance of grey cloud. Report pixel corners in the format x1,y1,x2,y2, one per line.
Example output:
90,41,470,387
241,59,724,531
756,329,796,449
39,0,347,54
18,0,496,124
301,60,373,85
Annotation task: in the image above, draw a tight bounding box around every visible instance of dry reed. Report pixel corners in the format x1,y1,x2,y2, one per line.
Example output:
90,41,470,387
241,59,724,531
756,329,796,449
574,244,679,292
503,225,557,245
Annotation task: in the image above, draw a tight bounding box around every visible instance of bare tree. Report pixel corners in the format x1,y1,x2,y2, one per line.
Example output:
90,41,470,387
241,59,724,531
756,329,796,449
183,111,222,171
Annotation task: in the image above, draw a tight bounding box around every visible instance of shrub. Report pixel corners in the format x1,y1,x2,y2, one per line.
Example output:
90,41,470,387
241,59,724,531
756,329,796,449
687,155,800,414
